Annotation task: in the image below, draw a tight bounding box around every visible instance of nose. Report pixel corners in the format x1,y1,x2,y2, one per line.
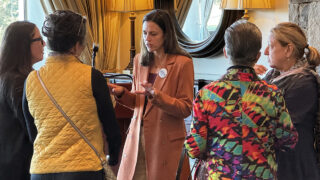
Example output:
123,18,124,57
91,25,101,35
145,34,151,42
264,46,269,55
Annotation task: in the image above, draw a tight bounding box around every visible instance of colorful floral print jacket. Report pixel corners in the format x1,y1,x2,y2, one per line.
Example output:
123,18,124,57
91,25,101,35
185,66,298,180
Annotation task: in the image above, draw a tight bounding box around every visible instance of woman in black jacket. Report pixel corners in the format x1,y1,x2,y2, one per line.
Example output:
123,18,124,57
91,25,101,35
0,21,45,179
255,22,320,180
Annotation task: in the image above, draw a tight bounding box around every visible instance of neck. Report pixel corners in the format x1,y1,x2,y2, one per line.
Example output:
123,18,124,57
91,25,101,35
279,58,297,73
153,51,166,67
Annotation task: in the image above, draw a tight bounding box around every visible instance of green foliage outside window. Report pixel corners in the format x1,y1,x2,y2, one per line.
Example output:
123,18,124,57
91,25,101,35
0,0,19,45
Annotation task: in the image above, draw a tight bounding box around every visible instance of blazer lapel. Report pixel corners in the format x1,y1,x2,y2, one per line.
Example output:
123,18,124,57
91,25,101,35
144,55,175,117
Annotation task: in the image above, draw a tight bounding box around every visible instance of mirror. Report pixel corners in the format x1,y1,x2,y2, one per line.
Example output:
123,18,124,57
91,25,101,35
181,0,223,42
154,0,243,58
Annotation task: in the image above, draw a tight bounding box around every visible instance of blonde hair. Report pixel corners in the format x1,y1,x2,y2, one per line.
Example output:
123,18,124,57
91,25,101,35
271,22,320,66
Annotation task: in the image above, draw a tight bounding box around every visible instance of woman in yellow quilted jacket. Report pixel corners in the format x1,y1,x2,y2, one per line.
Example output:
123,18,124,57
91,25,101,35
22,10,121,180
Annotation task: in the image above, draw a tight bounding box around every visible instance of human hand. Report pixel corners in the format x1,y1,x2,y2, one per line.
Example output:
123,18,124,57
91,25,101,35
254,64,268,75
108,83,125,98
134,81,155,98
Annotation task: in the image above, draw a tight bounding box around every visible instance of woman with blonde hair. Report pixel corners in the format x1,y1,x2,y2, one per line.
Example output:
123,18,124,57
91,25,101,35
256,22,320,179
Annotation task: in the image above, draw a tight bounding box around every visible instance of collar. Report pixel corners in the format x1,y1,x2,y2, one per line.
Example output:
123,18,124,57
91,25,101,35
222,65,260,82
270,58,308,83
46,54,83,64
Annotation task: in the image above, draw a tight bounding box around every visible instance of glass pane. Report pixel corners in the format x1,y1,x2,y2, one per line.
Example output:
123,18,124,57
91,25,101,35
182,0,222,42
207,0,223,35
26,0,46,70
0,0,24,47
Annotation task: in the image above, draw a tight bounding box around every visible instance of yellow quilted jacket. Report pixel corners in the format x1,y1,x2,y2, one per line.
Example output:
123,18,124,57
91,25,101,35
25,55,105,174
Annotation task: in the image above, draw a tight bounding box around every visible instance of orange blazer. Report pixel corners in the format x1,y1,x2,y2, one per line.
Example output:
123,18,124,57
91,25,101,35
116,53,194,180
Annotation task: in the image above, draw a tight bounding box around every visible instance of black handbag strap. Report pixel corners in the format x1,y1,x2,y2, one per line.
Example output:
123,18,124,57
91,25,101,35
176,147,186,180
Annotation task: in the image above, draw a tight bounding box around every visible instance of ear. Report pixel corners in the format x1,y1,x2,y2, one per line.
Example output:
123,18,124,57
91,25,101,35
285,44,294,58
74,42,84,56
223,47,228,59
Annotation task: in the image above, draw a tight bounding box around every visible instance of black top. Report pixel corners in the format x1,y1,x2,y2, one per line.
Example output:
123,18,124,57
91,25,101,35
22,68,121,166
0,72,32,180
265,68,320,180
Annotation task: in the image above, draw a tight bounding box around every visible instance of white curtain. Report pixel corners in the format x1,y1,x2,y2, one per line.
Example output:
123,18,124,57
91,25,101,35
182,0,214,42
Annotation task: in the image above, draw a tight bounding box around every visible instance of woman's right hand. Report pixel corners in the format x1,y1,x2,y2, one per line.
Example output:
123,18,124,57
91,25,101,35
108,83,125,98
254,64,268,75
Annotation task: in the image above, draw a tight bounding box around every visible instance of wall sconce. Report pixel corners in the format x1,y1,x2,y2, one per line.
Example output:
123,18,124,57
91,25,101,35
220,0,274,20
107,0,154,73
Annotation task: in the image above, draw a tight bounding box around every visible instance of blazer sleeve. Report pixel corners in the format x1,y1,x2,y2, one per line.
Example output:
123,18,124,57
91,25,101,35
150,57,194,118
114,56,139,110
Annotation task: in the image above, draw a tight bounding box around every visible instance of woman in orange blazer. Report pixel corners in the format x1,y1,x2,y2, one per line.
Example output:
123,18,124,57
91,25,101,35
109,9,194,180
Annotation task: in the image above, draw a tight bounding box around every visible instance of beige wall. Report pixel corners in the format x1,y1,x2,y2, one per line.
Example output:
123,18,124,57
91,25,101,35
117,0,289,80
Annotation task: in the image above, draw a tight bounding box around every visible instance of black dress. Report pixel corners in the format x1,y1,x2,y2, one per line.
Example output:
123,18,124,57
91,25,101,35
0,73,33,180
265,67,320,180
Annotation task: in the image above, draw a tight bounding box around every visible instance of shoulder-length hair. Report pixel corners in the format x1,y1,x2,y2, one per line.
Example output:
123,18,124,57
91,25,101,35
0,21,35,117
140,9,191,66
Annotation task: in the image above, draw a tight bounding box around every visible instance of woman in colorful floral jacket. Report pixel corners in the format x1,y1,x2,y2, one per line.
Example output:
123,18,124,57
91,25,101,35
185,20,298,180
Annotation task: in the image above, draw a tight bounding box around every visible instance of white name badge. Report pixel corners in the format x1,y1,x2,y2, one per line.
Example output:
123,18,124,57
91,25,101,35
158,68,167,78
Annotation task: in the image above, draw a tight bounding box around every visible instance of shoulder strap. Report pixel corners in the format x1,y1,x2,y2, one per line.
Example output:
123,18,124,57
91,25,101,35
176,147,186,180
36,71,106,166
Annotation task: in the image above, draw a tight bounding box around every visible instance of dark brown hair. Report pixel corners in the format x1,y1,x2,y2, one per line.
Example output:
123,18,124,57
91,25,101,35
140,9,191,66
0,21,36,118
42,10,87,53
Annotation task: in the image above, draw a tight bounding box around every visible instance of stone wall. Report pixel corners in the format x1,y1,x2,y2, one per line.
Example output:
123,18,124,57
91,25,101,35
289,0,320,51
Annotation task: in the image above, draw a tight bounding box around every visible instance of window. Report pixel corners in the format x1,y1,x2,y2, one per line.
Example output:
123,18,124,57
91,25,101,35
26,1,46,69
0,0,24,46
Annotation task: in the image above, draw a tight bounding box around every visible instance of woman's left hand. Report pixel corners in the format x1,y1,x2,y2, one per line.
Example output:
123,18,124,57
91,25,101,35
134,81,155,98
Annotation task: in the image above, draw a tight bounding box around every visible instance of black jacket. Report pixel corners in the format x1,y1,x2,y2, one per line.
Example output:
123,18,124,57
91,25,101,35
0,72,32,180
